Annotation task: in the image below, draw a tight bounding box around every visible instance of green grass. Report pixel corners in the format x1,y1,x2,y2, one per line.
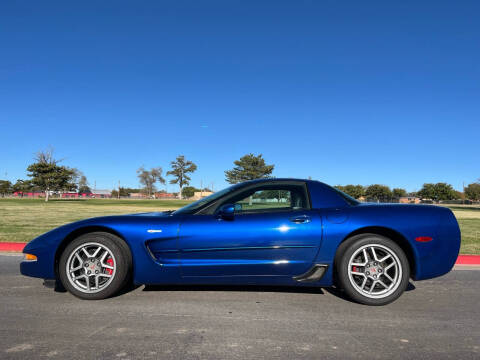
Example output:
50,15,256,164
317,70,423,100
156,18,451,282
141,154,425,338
0,199,479,254
0,198,191,244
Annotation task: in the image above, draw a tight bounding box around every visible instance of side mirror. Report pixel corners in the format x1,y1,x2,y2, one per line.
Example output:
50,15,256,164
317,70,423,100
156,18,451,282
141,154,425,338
217,203,235,220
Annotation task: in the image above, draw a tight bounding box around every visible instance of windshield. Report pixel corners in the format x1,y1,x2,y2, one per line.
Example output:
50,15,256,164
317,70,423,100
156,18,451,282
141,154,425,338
172,184,241,215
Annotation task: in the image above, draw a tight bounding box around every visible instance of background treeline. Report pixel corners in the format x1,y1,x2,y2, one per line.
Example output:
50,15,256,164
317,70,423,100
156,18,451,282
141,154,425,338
335,182,480,202
1,149,479,203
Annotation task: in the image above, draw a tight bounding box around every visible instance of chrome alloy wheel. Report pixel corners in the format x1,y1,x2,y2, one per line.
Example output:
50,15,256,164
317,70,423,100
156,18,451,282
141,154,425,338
347,244,402,299
65,242,117,294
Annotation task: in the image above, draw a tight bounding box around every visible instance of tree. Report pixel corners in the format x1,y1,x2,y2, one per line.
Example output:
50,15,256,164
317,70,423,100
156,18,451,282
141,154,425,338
225,153,274,184
417,183,456,202
0,180,12,196
26,148,76,202
335,184,365,199
392,188,407,198
137,166,165,198
365,184,392,202
464,182,480,201
167,155,197,199
77,175,91,193
182,186,199,198
417,183,436,200
12,179,35,196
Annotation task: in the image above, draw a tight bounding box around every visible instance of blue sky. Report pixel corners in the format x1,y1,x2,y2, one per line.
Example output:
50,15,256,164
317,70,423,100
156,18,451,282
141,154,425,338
1,1,479,192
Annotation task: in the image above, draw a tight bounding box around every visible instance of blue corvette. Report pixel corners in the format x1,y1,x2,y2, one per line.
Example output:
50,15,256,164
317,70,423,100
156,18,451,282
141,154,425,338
21,179,461,305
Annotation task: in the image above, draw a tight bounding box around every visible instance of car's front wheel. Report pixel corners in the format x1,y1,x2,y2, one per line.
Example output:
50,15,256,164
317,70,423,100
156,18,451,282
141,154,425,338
336,234,410,305
59,232,131,300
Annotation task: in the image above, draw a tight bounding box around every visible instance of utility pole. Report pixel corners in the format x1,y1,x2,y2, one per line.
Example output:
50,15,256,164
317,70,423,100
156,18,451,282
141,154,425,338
200,179,203,198
118,180,120,200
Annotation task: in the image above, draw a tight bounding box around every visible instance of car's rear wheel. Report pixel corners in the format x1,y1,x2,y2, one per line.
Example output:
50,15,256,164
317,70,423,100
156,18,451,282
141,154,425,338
336,234,410,305
59,232,131,300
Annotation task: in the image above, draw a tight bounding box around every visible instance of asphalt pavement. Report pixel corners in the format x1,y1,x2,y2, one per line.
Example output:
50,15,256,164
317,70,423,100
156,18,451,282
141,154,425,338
1,254,479,360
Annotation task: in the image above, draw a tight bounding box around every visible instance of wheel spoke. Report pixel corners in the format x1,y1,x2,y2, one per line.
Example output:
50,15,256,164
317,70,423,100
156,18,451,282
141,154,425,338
351,271,365,277
362,249,369,262
371,247,379,261
385,263,396,271
368,280,377,293
100,250,108,262
73,274,87,281
379,254,391,262
98,273,112,278
81,247,91,257
92,246,102,258
360,277,368,289
351,262,366,267
377,280,389,289
383,273,394,282
95,276,100,289
102,264,114,270
70,264,83,272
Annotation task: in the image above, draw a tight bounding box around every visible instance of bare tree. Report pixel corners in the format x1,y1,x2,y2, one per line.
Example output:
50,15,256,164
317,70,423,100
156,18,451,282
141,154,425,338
137,166,165,198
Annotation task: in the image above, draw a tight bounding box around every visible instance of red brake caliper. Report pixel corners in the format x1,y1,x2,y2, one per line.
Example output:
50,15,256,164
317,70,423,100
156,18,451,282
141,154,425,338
106,258,114,275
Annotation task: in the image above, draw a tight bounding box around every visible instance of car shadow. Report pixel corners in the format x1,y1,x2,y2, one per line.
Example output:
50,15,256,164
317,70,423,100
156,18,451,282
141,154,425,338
55,280,416,302
143,283,325,295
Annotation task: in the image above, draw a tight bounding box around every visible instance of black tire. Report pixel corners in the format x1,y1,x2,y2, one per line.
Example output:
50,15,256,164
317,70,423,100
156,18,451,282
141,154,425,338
335,234,410,306
59,232,132,300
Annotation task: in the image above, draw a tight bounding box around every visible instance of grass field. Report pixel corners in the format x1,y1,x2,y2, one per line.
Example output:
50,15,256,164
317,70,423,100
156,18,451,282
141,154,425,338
0,199,478,254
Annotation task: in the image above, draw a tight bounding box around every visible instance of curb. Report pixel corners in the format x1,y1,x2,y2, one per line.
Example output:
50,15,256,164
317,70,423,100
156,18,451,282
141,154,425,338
0,242,25,252
1,242,480,265
455,255,480,265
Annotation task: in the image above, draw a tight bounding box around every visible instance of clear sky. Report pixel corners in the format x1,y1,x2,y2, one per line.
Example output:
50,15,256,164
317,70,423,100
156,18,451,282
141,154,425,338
1,1,478,192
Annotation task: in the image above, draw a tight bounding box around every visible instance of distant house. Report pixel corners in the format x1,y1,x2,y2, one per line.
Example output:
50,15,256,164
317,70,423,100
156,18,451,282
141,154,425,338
399,196,421,204
191,191,213,200
90,190,112,198
61,192,79,198
129,192,147,199
154,192,176,199
13,191,45,198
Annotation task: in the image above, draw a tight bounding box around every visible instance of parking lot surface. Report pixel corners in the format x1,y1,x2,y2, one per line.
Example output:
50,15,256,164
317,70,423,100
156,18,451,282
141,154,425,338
1,254,479,359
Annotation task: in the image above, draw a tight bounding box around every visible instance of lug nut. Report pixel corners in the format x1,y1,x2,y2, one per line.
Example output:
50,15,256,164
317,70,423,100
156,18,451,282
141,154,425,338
87,270,91,275
378,269,382,273
373,274,377,279
373,262,378,266
84,263,89,267
95,270,99,274
366,271,370,275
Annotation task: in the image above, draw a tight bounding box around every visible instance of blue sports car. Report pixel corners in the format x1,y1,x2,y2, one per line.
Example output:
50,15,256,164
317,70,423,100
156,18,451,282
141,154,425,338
20,179,461,305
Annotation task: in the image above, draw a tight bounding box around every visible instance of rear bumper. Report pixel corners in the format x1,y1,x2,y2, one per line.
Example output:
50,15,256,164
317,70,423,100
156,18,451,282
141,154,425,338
414,209,461,280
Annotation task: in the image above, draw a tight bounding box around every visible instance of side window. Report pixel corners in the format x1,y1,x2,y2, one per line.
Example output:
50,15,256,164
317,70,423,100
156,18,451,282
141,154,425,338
233,186,307,213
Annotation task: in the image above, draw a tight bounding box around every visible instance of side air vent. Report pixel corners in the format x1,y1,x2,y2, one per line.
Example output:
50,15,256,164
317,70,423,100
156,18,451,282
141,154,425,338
293,264,329,282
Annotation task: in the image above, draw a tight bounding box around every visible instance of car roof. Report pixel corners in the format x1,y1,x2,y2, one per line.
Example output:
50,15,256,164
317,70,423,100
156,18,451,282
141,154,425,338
239,178,318,185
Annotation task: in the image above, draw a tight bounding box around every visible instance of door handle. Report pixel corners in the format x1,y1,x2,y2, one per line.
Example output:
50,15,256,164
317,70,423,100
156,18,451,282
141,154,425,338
290,215,311,224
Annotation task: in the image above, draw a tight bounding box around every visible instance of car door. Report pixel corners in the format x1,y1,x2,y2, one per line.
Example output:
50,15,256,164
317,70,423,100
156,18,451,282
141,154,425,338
178,183,323,278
